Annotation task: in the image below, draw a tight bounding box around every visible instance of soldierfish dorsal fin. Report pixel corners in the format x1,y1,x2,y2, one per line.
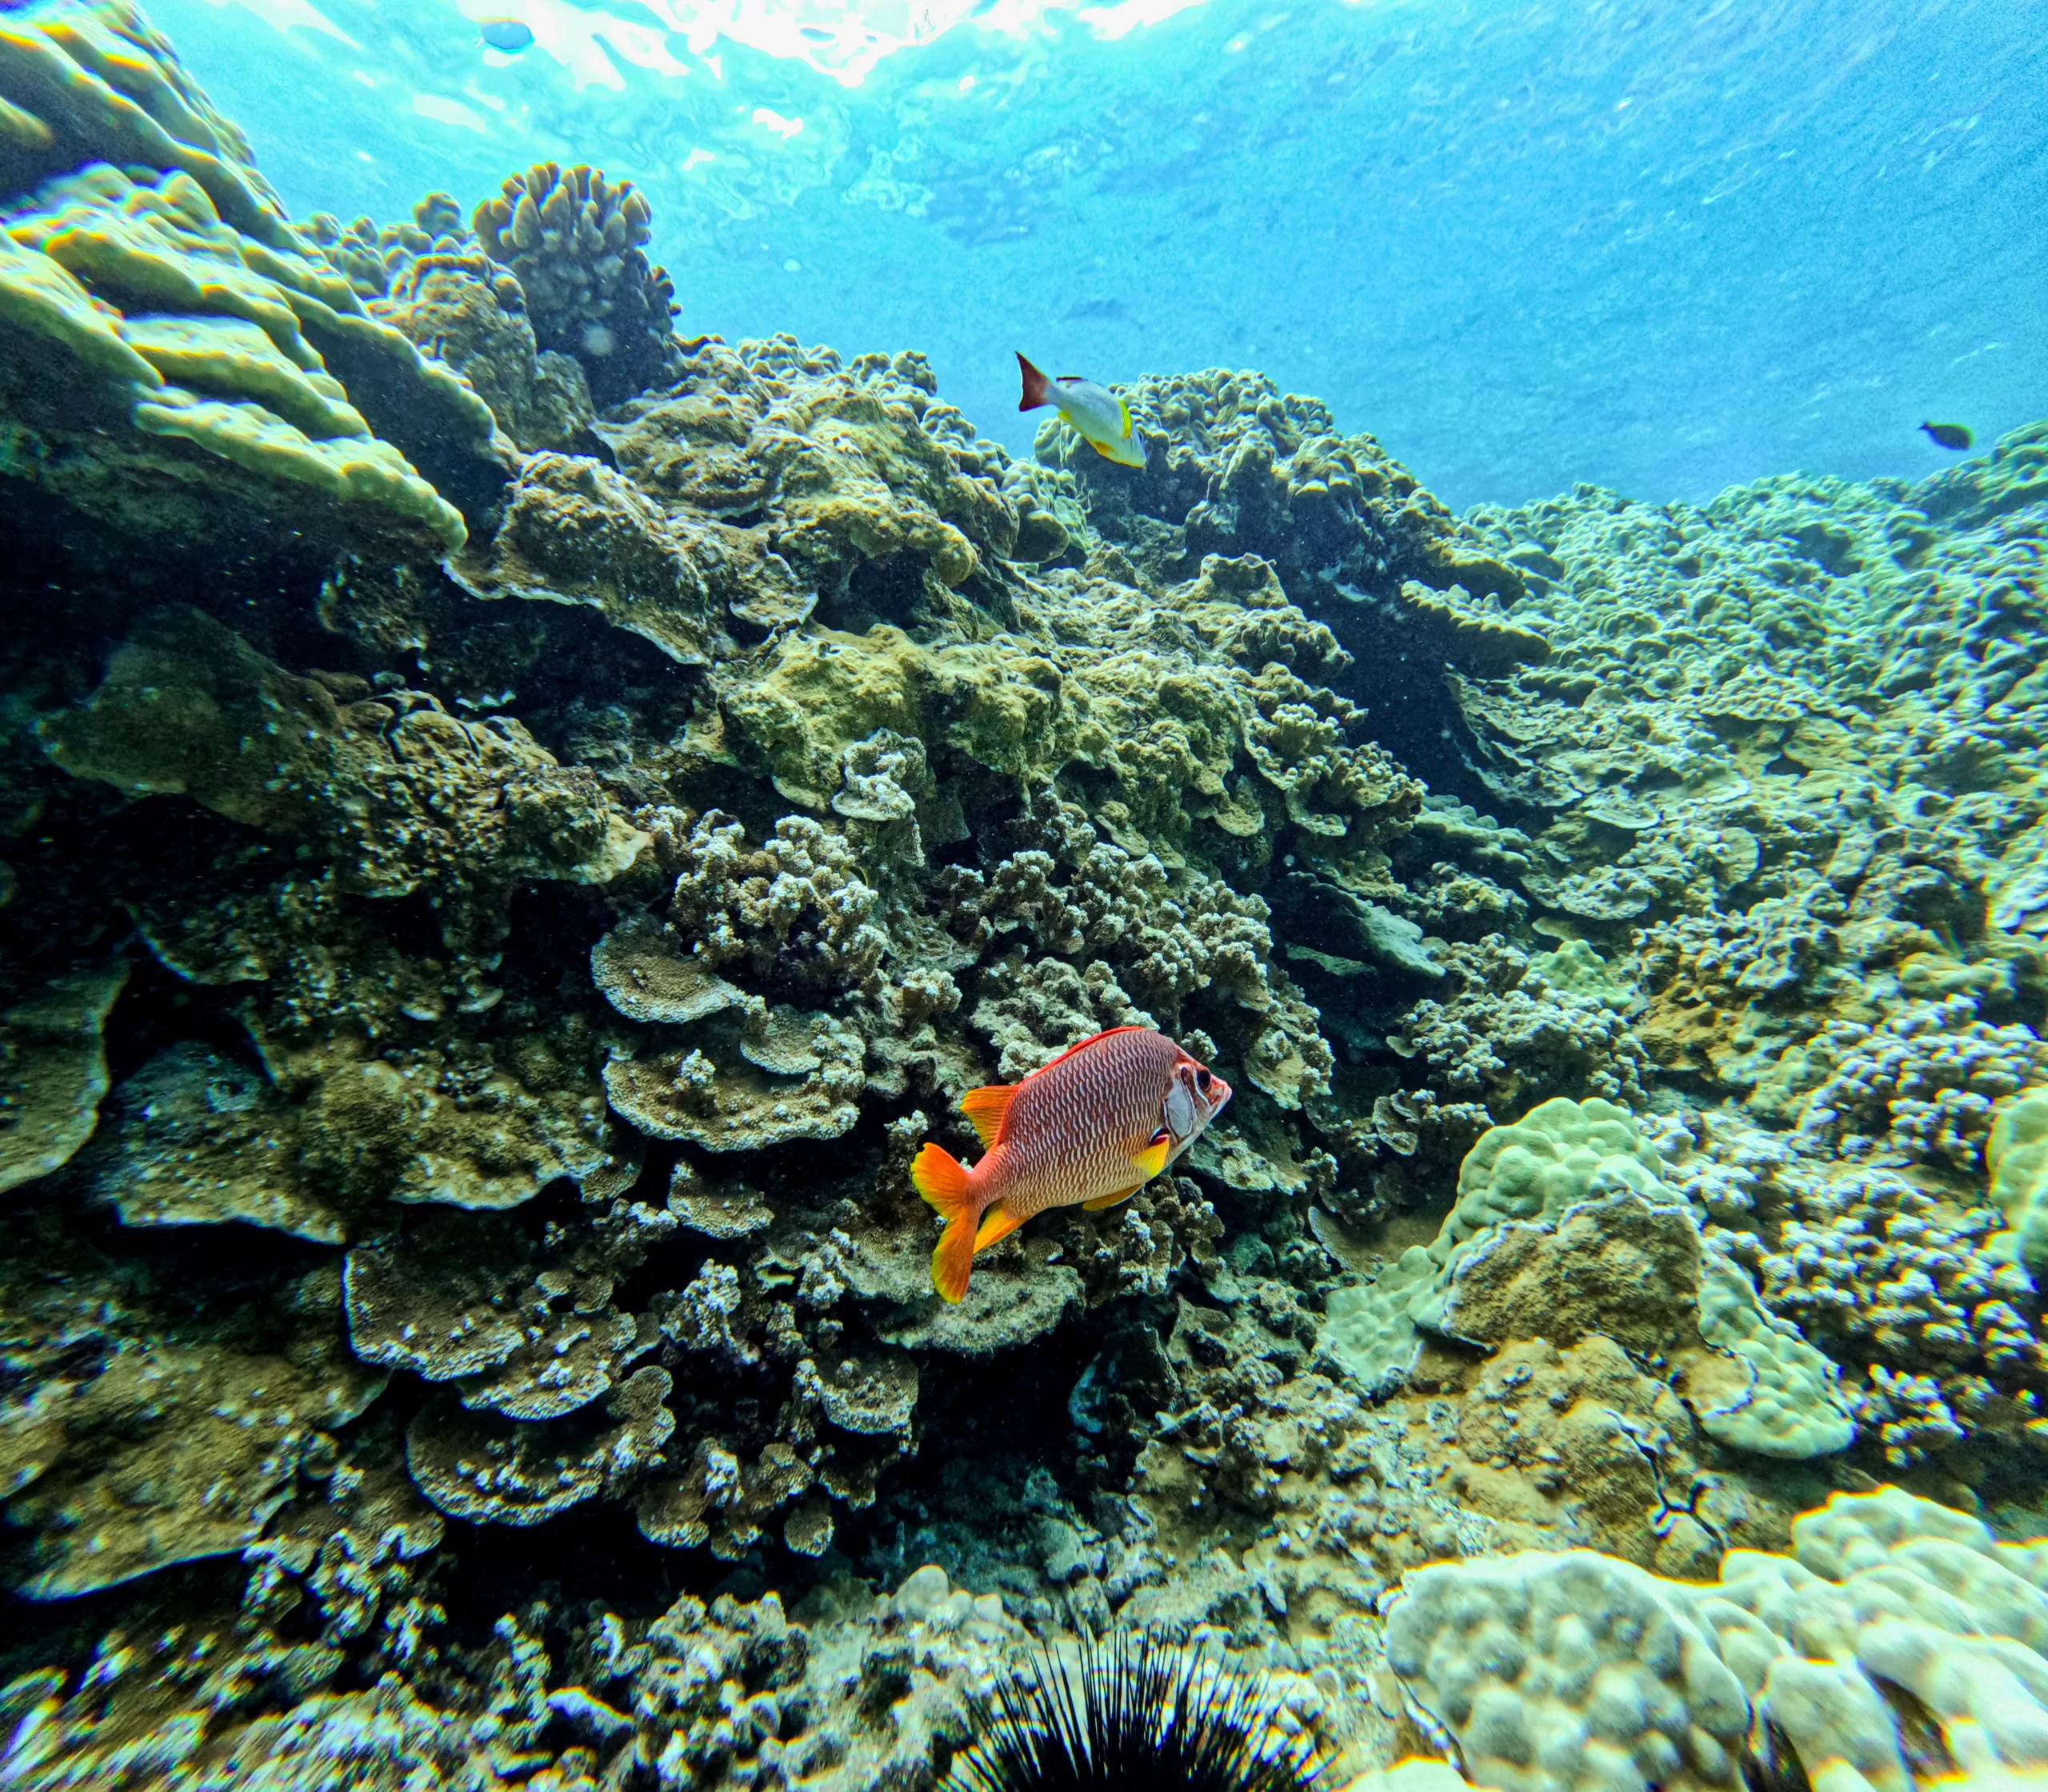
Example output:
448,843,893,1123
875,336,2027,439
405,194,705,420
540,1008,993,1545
1030,1025,1149,1078
958,1082,1017,1148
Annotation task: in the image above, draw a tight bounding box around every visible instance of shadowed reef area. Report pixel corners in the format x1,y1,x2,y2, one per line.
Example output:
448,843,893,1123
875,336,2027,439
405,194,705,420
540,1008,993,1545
5,2,2048,1788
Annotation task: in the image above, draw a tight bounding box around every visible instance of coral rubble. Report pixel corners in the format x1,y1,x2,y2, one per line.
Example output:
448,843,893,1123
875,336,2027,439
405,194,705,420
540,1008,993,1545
2,8,2046,1788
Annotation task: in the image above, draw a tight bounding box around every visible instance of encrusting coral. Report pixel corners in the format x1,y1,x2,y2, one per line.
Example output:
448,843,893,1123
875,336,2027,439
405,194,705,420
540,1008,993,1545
1382,1483,2048,1792
0,0,507,558
5,7,2048,1786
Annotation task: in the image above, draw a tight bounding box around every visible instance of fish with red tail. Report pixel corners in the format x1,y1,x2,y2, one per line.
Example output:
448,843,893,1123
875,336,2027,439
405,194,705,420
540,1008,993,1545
1015,352,1147,469
911,1026,1232,1302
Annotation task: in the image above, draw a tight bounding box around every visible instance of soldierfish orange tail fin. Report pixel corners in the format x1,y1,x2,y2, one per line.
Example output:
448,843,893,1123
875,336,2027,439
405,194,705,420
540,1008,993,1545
910,1142,977,1303
1017,351,1053,412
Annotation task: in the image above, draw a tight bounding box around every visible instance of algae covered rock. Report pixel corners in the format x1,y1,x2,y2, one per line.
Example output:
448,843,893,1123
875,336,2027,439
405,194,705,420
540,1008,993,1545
0,958,125,1194
1322,1098,1684,1395
86,1041,345,1241
456,449,731,665
43,606,647,918
1322,1097,1857,1462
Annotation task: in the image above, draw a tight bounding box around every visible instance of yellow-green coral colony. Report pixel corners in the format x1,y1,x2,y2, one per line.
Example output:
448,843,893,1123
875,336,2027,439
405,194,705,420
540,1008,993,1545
472,160,678,405
2,4,2047,1790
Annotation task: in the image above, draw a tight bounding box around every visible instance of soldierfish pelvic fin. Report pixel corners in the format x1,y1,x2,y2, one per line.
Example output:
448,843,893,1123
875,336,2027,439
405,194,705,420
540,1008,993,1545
1017,351,1053,411
974,1200,1025,1251
911,1142,976,1303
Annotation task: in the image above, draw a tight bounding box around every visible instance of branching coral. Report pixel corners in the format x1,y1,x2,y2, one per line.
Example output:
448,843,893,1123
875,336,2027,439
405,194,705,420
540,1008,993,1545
471,161,674,406
658,809,890,994
1788,995,2046,1170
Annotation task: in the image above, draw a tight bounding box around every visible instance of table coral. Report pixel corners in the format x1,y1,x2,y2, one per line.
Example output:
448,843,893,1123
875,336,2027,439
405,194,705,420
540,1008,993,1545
0,958,124,1193
1,1208,387,1598
343,1207,648,1422
601,1005,868,1151
404,1362,674,1526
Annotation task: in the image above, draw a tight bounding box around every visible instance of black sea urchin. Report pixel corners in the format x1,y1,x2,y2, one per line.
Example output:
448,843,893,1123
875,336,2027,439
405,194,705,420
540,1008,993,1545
947,1632,1327,1792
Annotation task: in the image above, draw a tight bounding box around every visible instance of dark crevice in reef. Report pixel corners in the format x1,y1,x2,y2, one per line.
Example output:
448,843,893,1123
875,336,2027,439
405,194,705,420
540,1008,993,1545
7,7,2048,1782
826,553,935,637
96,951,266,1090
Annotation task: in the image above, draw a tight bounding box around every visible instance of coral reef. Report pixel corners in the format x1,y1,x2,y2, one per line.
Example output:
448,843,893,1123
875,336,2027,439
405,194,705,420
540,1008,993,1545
472,162,676,407
0,1,510,562
1383,1484,2048,1792
302,193,599,455
6,10,2048,1787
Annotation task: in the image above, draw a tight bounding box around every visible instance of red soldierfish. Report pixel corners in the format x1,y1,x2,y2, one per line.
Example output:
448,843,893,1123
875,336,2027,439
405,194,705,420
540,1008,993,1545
911,1026,1232,1303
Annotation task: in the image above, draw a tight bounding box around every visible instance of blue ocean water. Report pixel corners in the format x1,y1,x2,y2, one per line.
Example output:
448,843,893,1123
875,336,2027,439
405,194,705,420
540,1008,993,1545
148,0,2048,508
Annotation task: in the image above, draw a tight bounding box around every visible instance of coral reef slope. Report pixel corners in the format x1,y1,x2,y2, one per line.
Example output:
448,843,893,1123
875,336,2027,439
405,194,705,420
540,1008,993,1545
2,9,2046,1790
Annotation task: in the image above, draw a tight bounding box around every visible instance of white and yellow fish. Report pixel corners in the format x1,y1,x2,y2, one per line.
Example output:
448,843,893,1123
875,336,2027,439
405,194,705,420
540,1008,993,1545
1016,352,1146,470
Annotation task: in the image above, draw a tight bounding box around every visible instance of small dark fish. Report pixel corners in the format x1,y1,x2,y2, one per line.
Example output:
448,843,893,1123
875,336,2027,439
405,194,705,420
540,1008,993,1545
1920,421,1972,451
478,18,534,53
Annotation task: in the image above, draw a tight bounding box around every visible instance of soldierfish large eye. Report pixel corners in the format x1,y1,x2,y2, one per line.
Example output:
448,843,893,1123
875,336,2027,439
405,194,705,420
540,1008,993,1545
1194,1066,1212,1093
